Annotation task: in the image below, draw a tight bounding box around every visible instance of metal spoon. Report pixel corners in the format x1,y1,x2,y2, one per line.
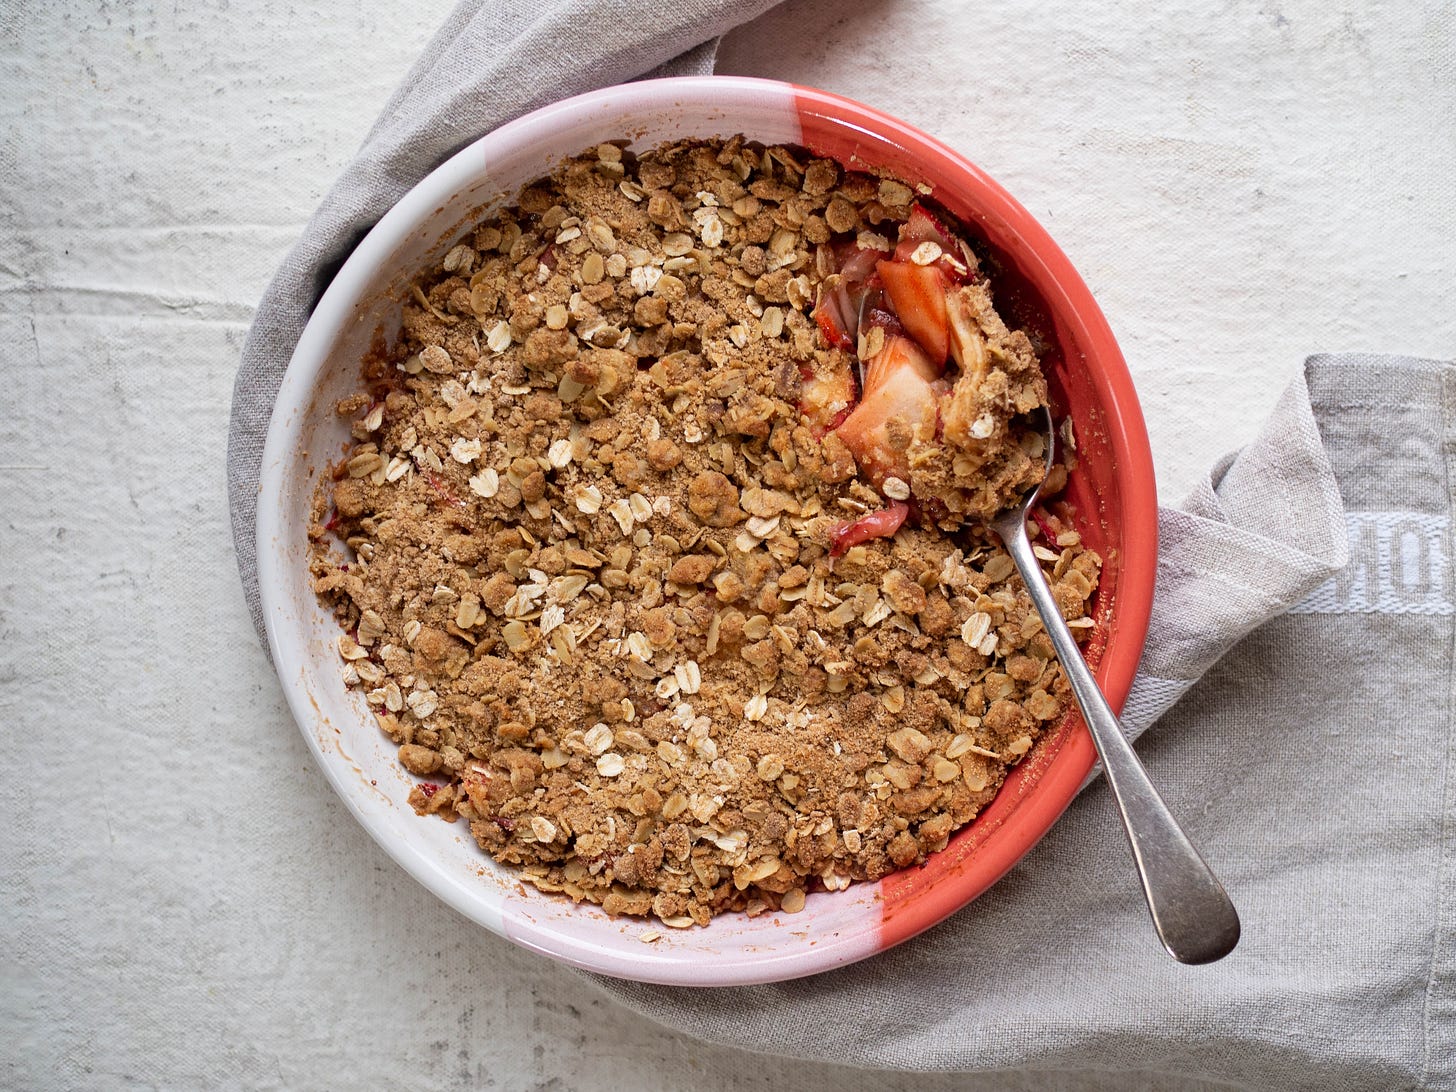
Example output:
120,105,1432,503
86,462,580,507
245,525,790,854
987,407,1241,964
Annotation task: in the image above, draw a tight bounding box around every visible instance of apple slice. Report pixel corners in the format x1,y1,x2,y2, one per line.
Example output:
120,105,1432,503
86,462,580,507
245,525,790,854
834,330,943,487
798,354,858,434
877,259,949,364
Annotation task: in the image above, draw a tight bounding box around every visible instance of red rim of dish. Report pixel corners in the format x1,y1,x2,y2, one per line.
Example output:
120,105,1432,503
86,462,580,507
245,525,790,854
788,83,1159,947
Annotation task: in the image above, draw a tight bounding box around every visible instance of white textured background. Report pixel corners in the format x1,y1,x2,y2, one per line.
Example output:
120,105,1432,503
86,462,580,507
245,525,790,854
1,1,1451,1088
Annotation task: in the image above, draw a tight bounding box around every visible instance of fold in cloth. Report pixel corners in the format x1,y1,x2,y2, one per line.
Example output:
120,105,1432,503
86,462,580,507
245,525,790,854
1116,373,1349,735
223,2,1454,1083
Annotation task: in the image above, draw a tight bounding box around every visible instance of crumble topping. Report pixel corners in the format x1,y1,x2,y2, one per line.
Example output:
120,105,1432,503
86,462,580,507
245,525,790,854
309,137,1099,925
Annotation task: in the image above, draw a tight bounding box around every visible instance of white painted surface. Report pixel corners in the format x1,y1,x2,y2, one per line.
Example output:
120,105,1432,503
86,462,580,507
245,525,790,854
1,1,1450,1088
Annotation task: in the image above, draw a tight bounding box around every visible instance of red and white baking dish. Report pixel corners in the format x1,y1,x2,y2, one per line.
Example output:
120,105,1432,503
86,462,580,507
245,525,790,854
256,76,1158,985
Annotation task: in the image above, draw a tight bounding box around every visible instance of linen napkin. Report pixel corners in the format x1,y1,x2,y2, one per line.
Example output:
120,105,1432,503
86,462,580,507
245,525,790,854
224,1,1454,1084
593,353,1455,1091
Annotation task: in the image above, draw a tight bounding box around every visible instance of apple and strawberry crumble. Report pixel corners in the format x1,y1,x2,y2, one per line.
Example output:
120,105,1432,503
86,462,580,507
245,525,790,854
308,137,1100,926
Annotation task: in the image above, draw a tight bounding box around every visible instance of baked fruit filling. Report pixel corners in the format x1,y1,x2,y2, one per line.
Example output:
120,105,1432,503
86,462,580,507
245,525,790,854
803,198,1051,536
309,137,1099,927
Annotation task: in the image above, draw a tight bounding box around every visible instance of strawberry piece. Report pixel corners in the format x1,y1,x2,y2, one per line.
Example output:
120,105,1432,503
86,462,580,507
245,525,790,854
945,285,990,387
897,203,960,268
834,333,943,486
816,239,891,351
813,284,855,350
894,203,975,283
836,239,889,286
891,241,975,285
877,259,949,363
859,304,904,339
424,471,468,509
901,204,953,252
900,203,957,247
829,501,910,557
1029,507,1061,543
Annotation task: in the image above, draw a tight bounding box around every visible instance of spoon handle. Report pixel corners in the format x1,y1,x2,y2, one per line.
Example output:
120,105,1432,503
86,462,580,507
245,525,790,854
999,521,1241,964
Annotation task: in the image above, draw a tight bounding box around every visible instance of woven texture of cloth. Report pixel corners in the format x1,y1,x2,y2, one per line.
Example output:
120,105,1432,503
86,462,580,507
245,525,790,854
223,4,1453,1082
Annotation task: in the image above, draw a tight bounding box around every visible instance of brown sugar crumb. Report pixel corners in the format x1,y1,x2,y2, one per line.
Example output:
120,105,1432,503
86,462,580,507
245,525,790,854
307,136,1100,926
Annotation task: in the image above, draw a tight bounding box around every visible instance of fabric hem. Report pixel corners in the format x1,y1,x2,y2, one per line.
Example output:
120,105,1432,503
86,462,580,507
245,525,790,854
1418,359,1456,1090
